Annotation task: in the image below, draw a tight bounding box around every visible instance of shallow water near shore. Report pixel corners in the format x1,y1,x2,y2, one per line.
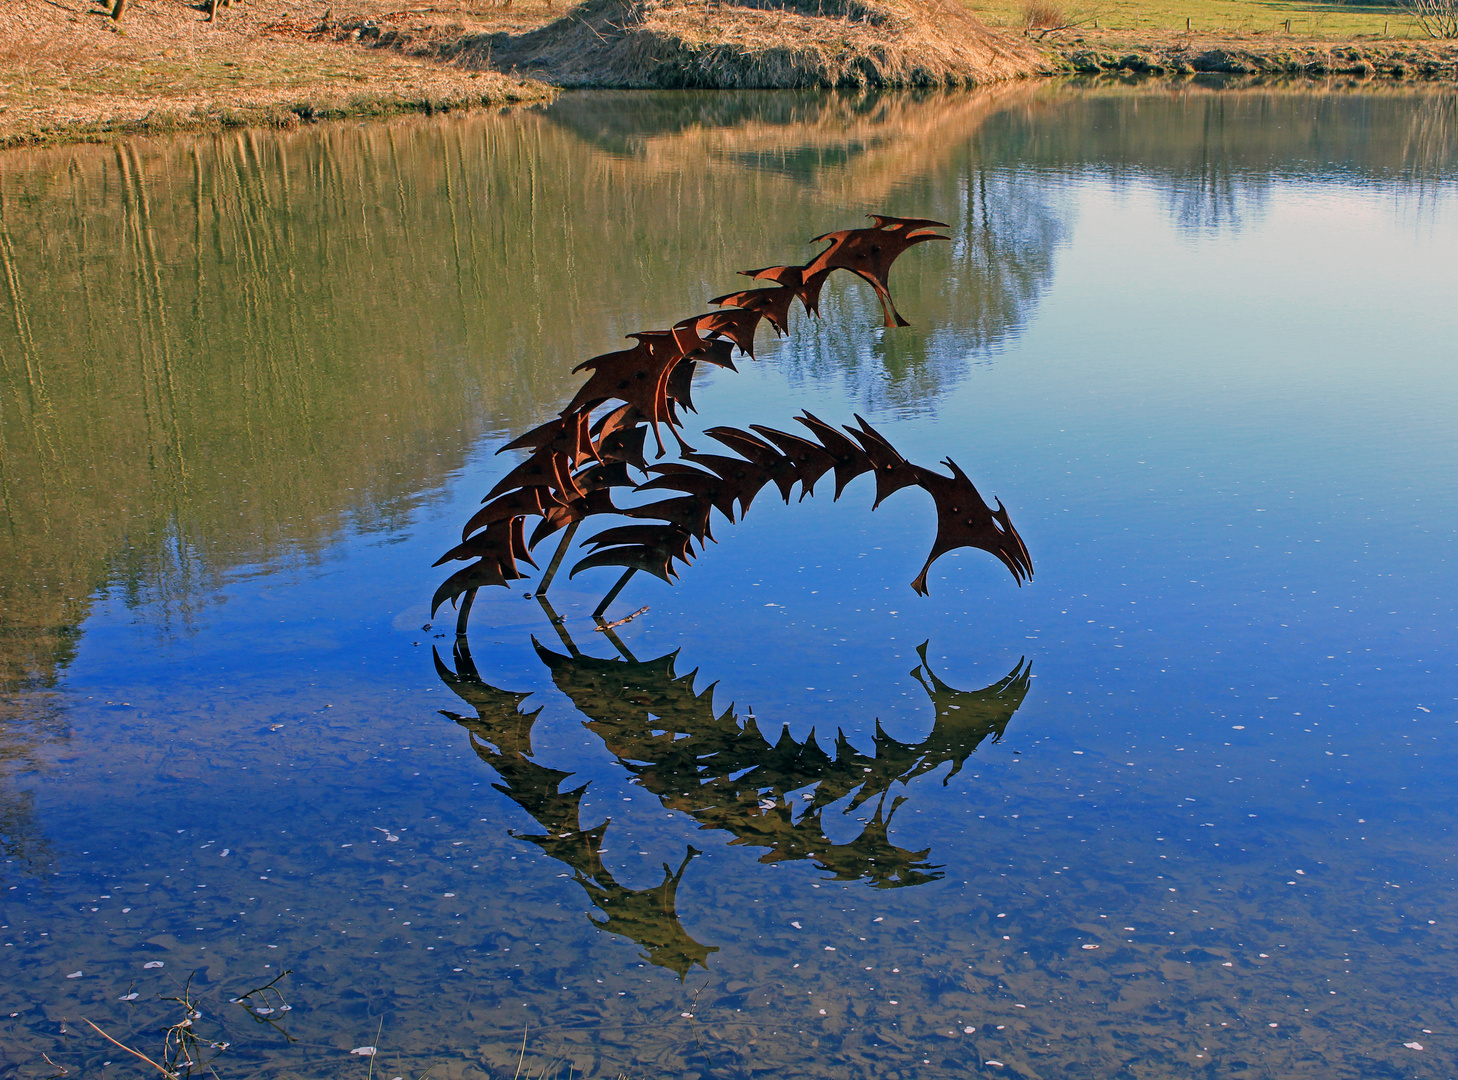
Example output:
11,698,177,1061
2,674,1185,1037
2,84,1458,1078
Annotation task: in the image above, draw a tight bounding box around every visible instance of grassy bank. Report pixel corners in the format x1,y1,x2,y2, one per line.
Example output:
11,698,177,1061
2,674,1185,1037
966,0,1458,77
968,0,1458,76
0,0,556,149
3,0,1456,148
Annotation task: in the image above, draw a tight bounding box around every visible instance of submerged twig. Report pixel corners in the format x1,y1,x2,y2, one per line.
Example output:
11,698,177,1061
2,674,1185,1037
230,969,296,1041
81,1019,175,1079
366,1018,384,1080
232,969,293,1004
512,1027,529,1080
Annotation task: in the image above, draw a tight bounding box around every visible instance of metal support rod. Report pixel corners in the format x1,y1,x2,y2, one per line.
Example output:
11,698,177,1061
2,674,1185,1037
536,520,580,596
592,568,637,618
452,636,477,675
535,594,582,657
455,587,478,637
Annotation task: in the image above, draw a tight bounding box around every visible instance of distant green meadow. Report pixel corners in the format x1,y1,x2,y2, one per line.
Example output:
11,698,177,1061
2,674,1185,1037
968,0,1416,39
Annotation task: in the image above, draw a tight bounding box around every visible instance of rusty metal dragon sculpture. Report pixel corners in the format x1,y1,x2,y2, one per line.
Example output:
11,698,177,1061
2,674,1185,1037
433,215,1033,630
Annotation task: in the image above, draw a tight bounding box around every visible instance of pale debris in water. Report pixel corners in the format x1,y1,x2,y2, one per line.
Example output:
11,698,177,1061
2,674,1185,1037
374,828,399,842
791,921,802,929
119,993,139,1001
964,1026,976,1033
1081,944,1099,950
66,971,83,978
144,961,165,968
351,1046,377,1056
1405,1042,1425,1051
759,799,776,810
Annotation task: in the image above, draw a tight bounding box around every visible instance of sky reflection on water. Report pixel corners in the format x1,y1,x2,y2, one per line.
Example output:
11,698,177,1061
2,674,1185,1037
1,85,1457,1079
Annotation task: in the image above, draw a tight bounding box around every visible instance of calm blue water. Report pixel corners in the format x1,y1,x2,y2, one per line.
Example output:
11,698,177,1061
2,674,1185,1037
2,86,1457,1079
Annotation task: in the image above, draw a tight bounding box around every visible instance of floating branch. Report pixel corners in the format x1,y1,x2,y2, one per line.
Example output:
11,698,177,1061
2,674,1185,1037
431,214,1030,627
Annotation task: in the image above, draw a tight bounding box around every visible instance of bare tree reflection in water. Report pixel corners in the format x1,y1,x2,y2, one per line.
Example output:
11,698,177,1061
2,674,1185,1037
0,659,67,879
434,622,1030,977
776,167,1064,413
0,706,61,878
1164,162,1267,232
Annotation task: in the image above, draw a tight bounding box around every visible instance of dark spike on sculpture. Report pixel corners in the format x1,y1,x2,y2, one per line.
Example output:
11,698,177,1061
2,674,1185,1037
566,333,687,459
908,459,1033,594
794,411,874,500
526,461,636,548
432,516,533,616
528,487,620,550
485,441,583,505
737,264,834,319
682,453,777,519
500,410,598,467
665,359,698,418
748,425,838,500
804,215,950,328
580,524,697,556
708,285,799,336
461,485,556,542
591,406,651,473
674,307,765,359
693,336,740,372
435,514,536,570
620,494,717,544
570,531,695,584
702,427,799,502
640,464,740,522
844,414,921,509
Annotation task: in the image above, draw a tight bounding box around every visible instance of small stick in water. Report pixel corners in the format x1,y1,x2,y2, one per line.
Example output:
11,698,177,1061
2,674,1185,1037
594,605,649,632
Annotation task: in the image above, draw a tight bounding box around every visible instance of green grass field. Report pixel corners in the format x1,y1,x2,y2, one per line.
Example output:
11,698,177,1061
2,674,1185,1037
966,0,1419,40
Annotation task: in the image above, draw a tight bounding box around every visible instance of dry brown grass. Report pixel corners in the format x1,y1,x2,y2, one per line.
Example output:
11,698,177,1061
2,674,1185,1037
0,0,1043,143
1022,0,1067,27
0,0,554,147
437,0,1047,88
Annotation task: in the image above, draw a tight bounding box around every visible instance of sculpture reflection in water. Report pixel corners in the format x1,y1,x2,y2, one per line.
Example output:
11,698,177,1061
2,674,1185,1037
435,615,1030,978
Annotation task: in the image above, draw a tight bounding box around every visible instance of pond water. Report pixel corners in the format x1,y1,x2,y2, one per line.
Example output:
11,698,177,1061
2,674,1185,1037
2,83,1457,1079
